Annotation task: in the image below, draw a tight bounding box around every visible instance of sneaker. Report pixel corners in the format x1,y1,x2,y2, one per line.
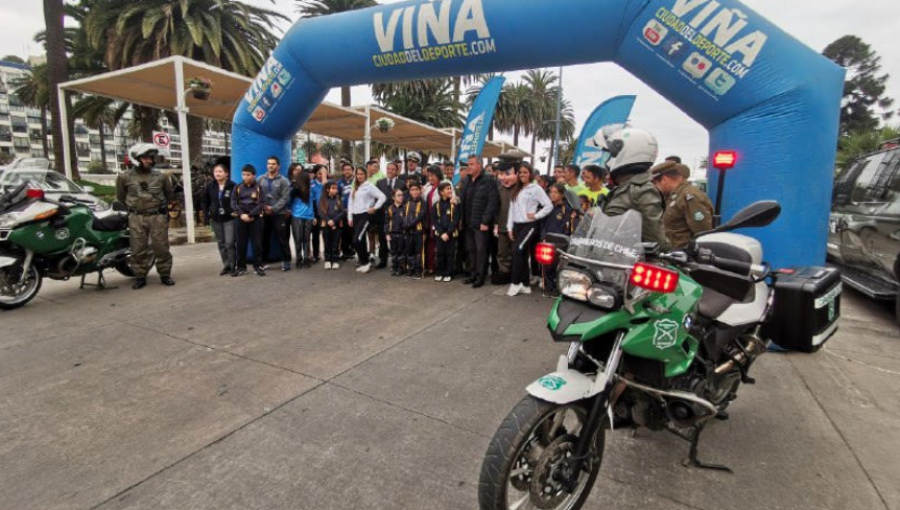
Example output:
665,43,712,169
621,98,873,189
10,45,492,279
232,268,247,277
261,264,269,271
332,263,340,270
520,285,532,295
434,276,442,282
543,290,560,299
282,262,291,272
219,267,231,276
255,266,266,277
412,274,422,280
507,284,522,297
443,276,452,282
358,263,372,274
324,262,332,270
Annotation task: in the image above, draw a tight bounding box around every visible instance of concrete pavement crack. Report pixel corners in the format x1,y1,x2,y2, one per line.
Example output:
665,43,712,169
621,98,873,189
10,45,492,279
786,355,891,510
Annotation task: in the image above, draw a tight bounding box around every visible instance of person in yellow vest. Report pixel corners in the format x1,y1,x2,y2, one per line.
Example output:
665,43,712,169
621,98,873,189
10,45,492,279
579,164,610,207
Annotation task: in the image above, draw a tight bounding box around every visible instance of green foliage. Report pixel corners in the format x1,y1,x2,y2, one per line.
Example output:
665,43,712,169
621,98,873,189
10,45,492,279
823,35,895,135
11,64,51,111
374,79,465,130
836,126,900,170
76,179,116,201
295,0,378,17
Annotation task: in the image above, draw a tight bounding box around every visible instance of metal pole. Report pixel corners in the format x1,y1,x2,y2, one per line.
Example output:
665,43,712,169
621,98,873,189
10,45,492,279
364,105,372,163
57,85,72,179
552,66,563,169
713,168,726,227
451,129,457,164
174,58,196,244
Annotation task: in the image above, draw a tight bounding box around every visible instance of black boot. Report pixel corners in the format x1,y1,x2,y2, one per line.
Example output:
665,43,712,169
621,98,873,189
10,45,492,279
160,276,176,286
132,277,147,290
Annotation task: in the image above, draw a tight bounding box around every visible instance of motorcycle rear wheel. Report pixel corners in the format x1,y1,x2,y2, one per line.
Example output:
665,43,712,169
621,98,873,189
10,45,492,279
478,396,604,510
0,264,42,310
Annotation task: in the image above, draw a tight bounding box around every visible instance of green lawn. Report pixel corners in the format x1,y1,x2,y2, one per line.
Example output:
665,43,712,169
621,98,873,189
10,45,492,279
77,180,117,203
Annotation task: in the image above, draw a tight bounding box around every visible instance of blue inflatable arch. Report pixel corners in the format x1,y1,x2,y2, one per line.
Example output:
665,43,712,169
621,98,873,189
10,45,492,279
232,0,844,268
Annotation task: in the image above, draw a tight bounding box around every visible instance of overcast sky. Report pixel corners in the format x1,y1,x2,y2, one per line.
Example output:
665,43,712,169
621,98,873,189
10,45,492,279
1,0,897,169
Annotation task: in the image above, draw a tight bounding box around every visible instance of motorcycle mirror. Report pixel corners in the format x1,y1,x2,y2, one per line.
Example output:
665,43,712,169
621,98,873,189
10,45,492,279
701,201,781,235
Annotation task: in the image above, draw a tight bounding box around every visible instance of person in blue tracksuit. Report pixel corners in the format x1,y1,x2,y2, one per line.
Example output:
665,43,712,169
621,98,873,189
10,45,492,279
384,188,408,276
290,164,315,268
308,164,326,263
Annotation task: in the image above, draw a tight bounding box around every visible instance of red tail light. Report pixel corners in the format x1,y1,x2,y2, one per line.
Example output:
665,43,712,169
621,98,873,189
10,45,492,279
630,262,679,293
26,188,45,199
535,242,556,265
712,150,737,170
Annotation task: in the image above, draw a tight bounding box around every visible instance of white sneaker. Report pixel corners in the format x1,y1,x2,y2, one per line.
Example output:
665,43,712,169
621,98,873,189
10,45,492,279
359,263,372,274
434,276,442,282
332,262,340,270
443,276,452,282
324,262,332,270
520,285,532,295
507,284,522,297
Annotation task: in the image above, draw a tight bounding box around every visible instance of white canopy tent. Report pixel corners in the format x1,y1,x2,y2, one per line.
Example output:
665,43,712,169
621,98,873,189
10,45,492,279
57,56,525,243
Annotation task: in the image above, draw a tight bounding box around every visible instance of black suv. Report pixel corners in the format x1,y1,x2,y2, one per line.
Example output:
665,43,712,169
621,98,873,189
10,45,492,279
828,142,900,324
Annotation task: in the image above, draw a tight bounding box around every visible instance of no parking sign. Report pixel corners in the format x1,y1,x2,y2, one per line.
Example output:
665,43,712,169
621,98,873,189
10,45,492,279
152,131,171,157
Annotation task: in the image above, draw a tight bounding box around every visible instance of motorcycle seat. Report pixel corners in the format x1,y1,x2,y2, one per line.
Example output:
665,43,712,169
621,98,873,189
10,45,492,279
92,213,128,232
698,288,735,319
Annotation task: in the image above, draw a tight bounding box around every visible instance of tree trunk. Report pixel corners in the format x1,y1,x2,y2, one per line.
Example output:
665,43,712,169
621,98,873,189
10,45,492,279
224,125,230,154
530,133,537,165
341,85,352,159
134,106,158,142
39,107,49,159
43,0,75,178
513,125,519,148
98,122,107,170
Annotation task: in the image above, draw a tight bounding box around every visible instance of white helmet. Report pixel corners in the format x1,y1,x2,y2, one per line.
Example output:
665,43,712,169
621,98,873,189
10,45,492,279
601,127,658,173
129,143,159,165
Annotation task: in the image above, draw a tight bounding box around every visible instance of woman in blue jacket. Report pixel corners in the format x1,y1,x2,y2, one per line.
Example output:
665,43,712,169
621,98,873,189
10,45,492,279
290,164,316,268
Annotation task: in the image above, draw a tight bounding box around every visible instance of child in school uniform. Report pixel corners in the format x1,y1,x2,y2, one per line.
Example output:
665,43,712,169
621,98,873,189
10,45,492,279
230,165,267,277
384,188,408,276
318,181,347,270
541,183,577,297
432,182,460,282
403,181,427,279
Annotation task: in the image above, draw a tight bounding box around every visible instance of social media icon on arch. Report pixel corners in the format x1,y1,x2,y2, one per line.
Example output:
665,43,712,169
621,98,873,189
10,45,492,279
642,20,668,46
705,68,736,95
662,37,686,60
253,107,267,122
683,52,712,79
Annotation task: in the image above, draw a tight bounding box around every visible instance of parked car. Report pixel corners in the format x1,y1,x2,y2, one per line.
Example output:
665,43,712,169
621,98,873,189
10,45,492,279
827,143,900,324
0,158,111,214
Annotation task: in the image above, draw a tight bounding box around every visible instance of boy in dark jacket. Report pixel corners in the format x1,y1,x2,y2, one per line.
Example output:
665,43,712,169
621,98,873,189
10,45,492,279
433,182,460,282
384,188,407,276
230,165,266,277
403,182,427,279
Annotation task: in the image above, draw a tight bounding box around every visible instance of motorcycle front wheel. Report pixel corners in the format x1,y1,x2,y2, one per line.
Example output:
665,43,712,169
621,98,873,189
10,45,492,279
479,396,605,510
0,263,42,310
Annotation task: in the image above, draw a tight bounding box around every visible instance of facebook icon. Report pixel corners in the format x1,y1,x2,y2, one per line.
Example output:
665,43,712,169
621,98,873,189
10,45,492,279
662,37,686,60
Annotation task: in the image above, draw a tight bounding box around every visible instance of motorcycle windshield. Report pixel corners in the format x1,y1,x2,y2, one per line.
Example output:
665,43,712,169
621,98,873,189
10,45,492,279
568,210,643,287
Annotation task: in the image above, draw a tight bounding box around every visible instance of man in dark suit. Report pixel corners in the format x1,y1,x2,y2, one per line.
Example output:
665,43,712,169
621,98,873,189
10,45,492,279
375,160,406,268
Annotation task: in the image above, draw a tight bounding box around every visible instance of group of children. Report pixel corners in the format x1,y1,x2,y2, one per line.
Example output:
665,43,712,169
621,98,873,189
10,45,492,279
221,156,583,298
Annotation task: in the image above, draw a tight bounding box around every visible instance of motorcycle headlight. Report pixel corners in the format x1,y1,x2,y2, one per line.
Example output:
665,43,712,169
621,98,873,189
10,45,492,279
559,269,592,302
559,269,622,310
0,212,20,229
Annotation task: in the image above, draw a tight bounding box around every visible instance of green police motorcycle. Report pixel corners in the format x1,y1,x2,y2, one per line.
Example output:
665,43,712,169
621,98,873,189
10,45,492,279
0,183,135,310
479,201,787,510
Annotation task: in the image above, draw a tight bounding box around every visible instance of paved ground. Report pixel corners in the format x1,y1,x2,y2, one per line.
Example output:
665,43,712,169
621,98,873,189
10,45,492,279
1,242,898,510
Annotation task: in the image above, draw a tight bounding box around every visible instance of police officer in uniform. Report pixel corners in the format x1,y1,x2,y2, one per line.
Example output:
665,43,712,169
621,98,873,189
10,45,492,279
116,143,175,289
600,127,670,250
651,160,714,249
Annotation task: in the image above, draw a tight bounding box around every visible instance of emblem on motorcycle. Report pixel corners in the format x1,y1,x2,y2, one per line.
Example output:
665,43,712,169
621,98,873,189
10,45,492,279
652,319,679,349
538,375,567,391
55,228,70,240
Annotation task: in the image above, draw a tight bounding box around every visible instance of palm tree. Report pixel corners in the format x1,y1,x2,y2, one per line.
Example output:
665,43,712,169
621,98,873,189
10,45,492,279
377,79,464,130
539,97,576,172
43,0,76,177
84,0,287,166
297,0,379,156
319,139,342,170
301,138,319,162
495,82,535,148
11,65,52,159
523,69,559,163
72,96,127,171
